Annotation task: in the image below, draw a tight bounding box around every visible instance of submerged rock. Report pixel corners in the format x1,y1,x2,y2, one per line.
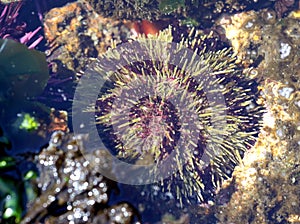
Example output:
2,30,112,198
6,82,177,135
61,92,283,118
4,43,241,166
22,131,140,224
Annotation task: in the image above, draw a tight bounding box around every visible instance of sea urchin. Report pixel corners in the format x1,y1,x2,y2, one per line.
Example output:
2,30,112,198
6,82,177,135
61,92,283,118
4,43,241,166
72,26,264,205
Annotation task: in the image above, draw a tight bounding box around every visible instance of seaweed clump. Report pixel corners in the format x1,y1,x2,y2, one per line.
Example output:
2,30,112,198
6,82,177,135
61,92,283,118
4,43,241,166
0,38,50,152
0,125,38,224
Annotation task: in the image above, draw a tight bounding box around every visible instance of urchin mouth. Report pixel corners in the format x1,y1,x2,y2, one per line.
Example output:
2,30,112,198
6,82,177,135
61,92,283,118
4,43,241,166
95,69,187,165
94,61,225,186
94,55,226,170
119,95,181,161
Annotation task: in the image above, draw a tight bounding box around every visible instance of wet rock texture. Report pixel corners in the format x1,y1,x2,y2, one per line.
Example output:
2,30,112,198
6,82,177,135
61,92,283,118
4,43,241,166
21,131,139,224
87,0,160,21
44,0,131,73
216,9,300,224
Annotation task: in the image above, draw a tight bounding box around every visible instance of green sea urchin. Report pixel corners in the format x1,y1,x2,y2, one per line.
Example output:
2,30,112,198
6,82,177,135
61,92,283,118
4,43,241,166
73,26,264,205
